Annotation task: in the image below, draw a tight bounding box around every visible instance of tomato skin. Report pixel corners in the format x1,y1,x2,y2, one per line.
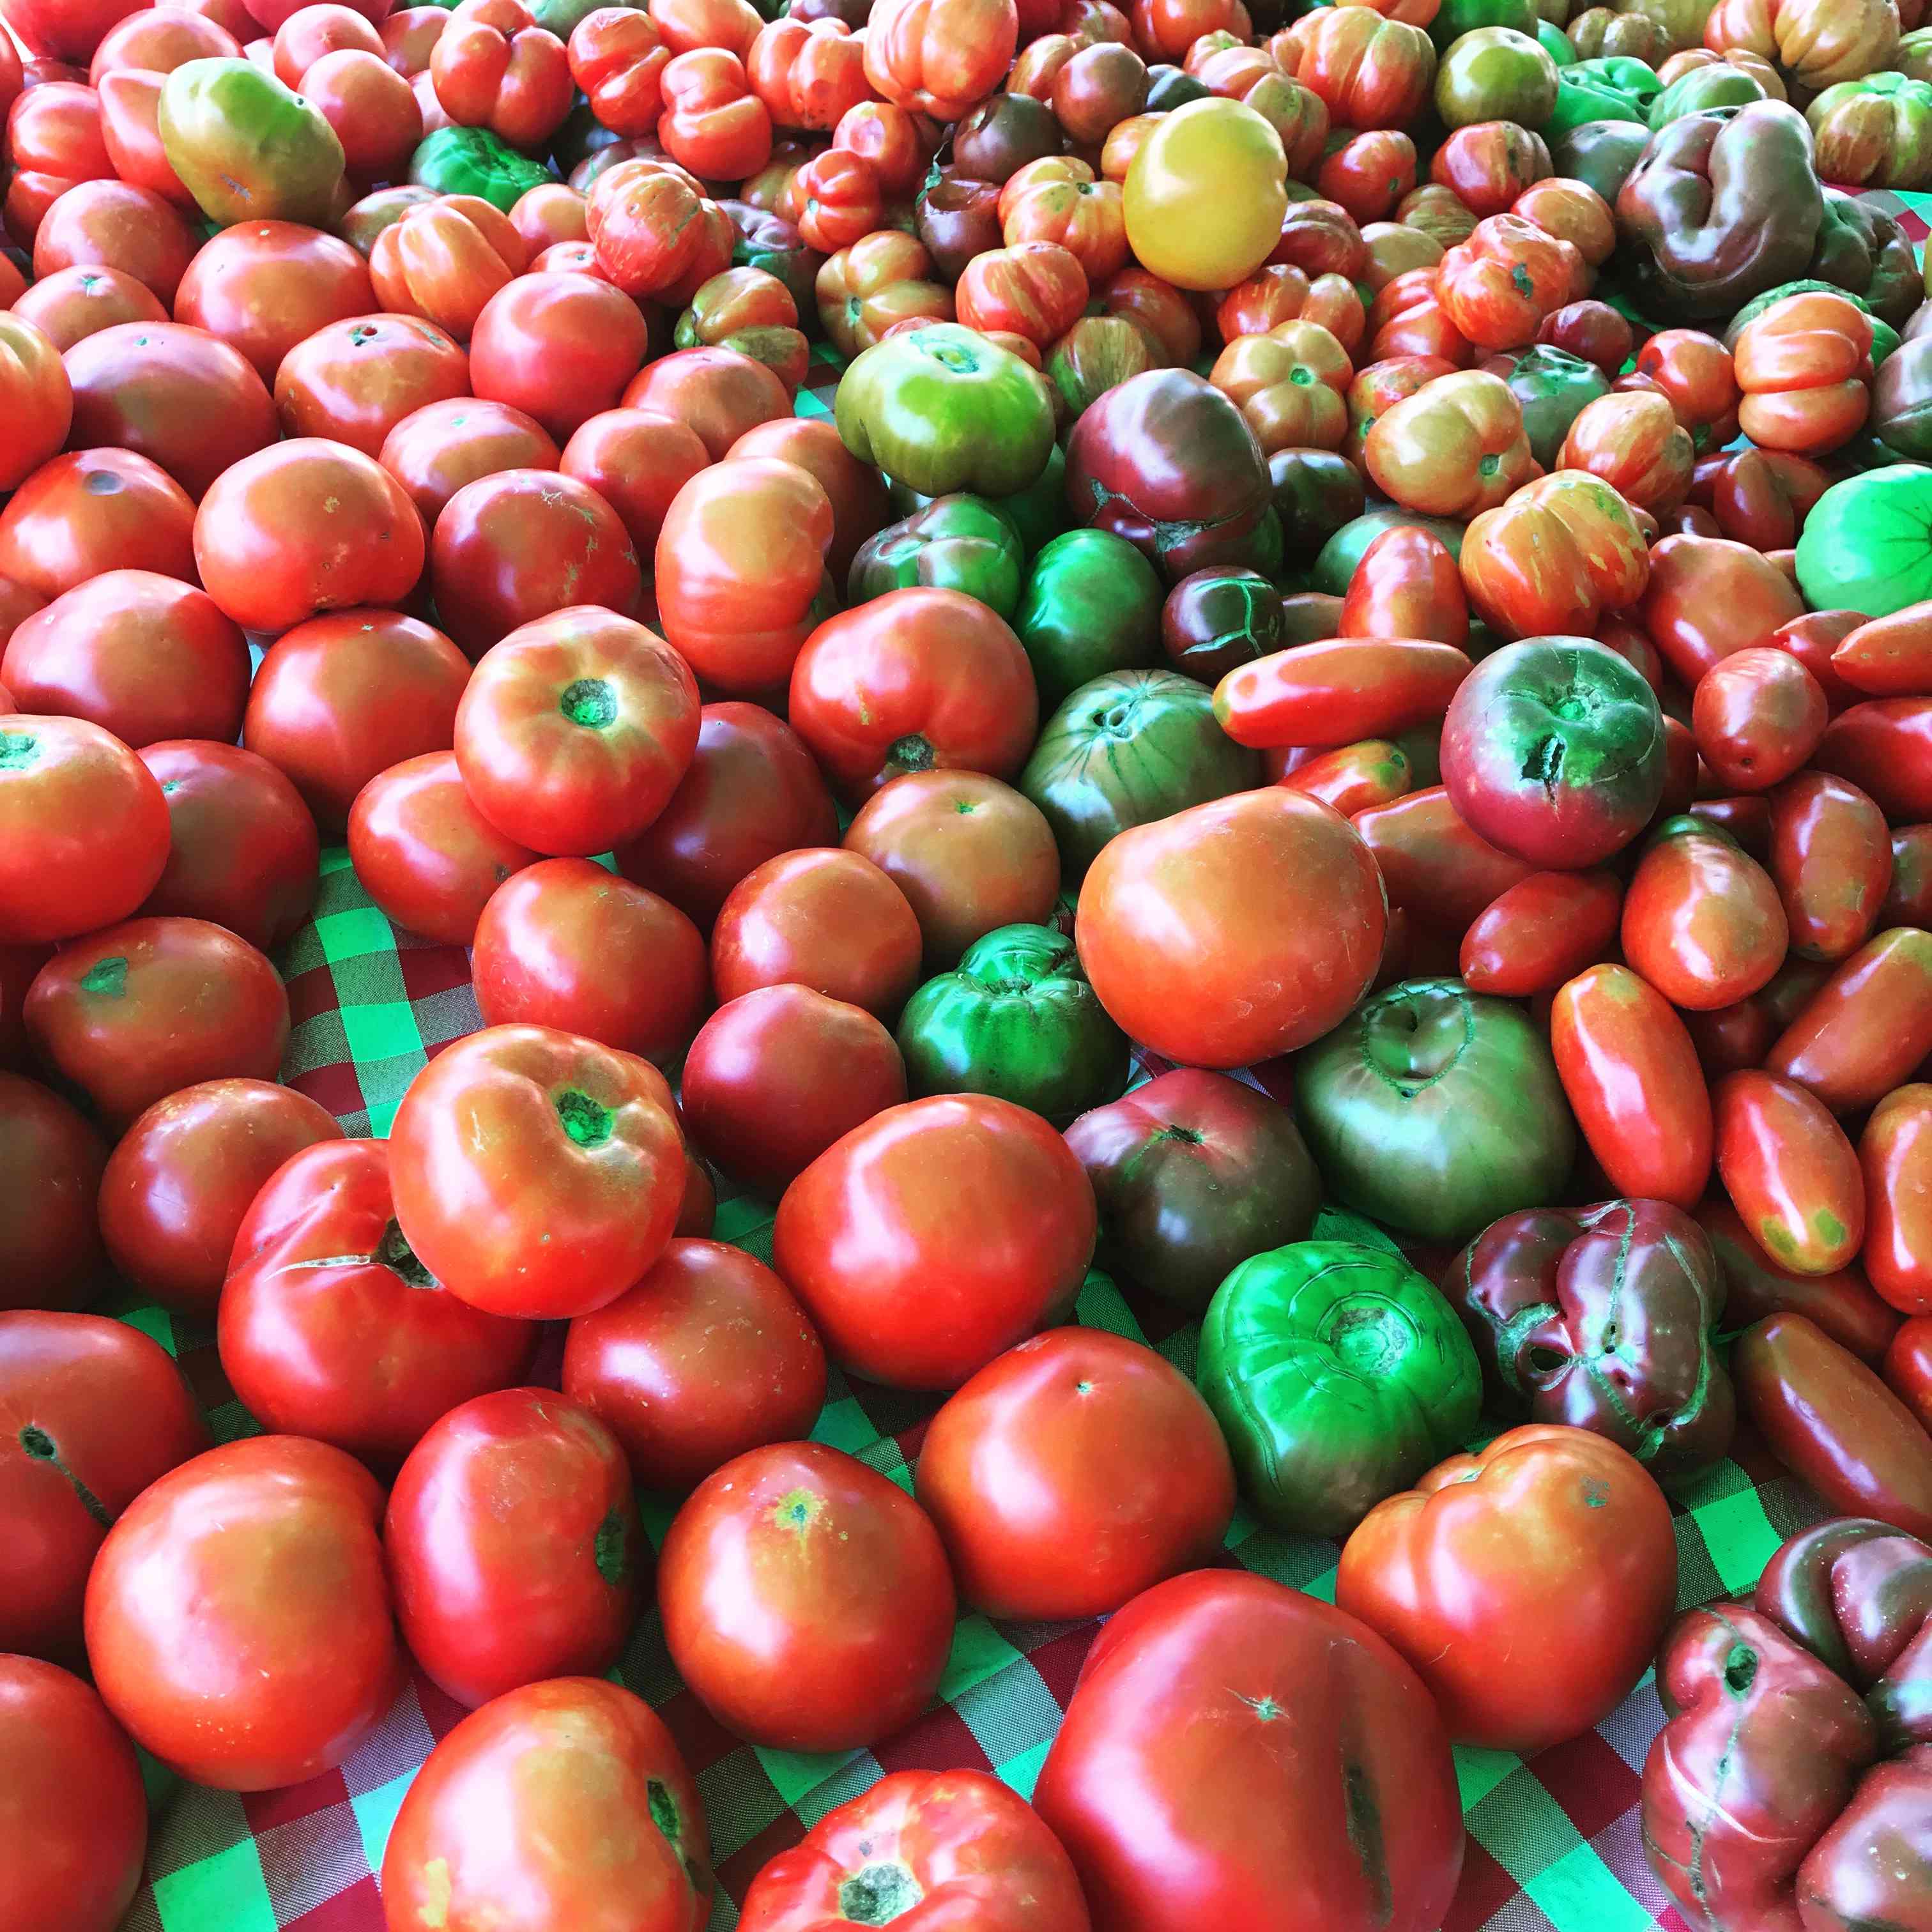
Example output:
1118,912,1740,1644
0,1657,148,1932
0,1074,109,1313
1279,737,1413,817
1767,771,1892,966
865,0,1018,121
1768,928,1932,1114
84,1436,403,1790
558,406,710,559
1338,525,1466,646
1459,869,1621,997
1860,1085,1932,1317
470,271,652,441
33,178,198,307
1034,1570,1462,1932
774,1093,1096,1390
1694,1197,1899,1363
1736,1314,1932,1541
12,264,168,353
1814,698,1932,823
1620,818,1788,1012
1639,533,1807,687
1713,1069,1864,1279
1351,783,1535,932
1213,636,1470,751
273,310,468,456
379,395,559,524
1551,963,1713,1208
382,1676,712,1932
0,314,70,494
1692,645,1828,794
0,448,196,602
1883,1315,1932,1432
1887,825,1932,928
659,1439,955,1751
1338,1425,1676,1753
563,1238,827,1492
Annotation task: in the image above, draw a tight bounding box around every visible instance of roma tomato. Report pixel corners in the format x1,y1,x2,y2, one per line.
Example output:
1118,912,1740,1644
471,270,650,441
1861,1085,1932,1315
1338,525,1466,646
1885,1315,1932,1431
1831,602,1932,700
1460,869,1623,996
0,448,196,602
1338,1425,1677,1752
1814,699,1932,823
1639,532,1807,687
659,1439,956,1750
1696,1197,1900,1364
0,1076,109,1312
1693,646,1829,793
1351,784,1536,931
1715,1068,1864,1280
1213,636,1469,751
1768,928,1932,1114
1767,771,1892,964
1620,816,1788,1011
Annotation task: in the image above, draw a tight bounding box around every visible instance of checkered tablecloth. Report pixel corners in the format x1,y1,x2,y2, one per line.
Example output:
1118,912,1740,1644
103,188,1932,1932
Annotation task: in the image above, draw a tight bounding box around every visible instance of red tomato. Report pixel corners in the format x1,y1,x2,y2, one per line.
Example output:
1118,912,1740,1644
729,414,897,581
4,0,151,63
33,179,198,306
1884,1315,1932,1432
916,1326,1234,1620
1767,928,1932,1114
659,1439,955,1750
562,1237,828,1491
1459,869,1621,997
470,270,652,441
1861,1085,1932,1316
557,407,710,559
378,395,560,523
1337,1424,1677,1753
4,82,114,250
0,1657,148,1932
219,1137,535,1466
430,0,573,148
0,1074,109,1312
0,448,196,601
170,220,374,381
864,0,1018,119
381,1676,712,1932
388,1022,686,1318
1620,817,1788,1011
305,46,423,178
1714,1069,1865,1278
1034,1570,1464,1932
1352,783,1536,931
1767,770,1891,965
0,314,70,494
1695,1197,1899,1363
624,342,791,460
1639,533,1806,686
272,4,385,84
11,264,169,353
0,1311,208,1662
1213,636,1471,751
84,1436,404,1789
98,1078,341,1314
273,310,468,454
1692,646,1828,793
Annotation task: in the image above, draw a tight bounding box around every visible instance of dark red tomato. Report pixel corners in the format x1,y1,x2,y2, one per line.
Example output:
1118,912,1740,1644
0,1657,148,1932
1351,785,1535,933
729,413,895,583
348,749,538,944
916,1326,1234,1620
2,569,250,748
1885,825,1932,928
1767,771,1891,965
1767,928,1932,1116
774,1093,1097,1390
0,448,196,601
1620,817,1788,1011
1459,868,1622,997
1033,1570,1464,1932
1861,1084,1932,1317
616,702,838,930
381,1676,711,1932
96,1077,341,1313
1768,608,1864,712
385,1387,641,1708
844,769,1062,969
710,846,926,1015
430,470,643,661
1639,533,1805,686
623,343,790,461
32,179,198,306
0,713,171,946
1691,646,1828,793
137,740,322,952
472,857,708,1062
470,270,652,442
556,406,710,557
1883,1315,1932,1433
62,320,278,500
0,1310,208,1662
273,310,468,455
388,1022,686,1319
0,944,52,1068
192,438,427,636
172,220,377,382
1815,699,1932,822
244,608,470,834
219,1138,535,1466
85,1436,403,1789
1694,1197,1899,1363
378,394,560,523
681,984,907,1194
744,1775,1087,1930
0,1075,109,1312
10,264,167,352
562,1236,828,1491
658,1439,956,1751
22,915,290,1128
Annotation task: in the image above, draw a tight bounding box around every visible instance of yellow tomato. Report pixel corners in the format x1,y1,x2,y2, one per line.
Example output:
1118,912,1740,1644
1124,97,1288,293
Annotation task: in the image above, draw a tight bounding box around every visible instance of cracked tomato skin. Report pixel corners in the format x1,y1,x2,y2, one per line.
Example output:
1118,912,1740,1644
1032,1569,1463,1932
1338,1425,1679,1753
381,1676,712,1932
737,1769,1091,1932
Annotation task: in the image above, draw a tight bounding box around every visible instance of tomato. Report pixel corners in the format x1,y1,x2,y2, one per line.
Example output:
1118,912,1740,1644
1767,770,1891,965
0,448,195,601
33,180,199,307
0,1075,108,1312
659,46,771,179
1620,816,1788,1011
1814,699,1932,823
273,310,468,455
588,159,733,302
431,0,573,148
171,219,374,381
1336,1424,1675,1755
1551,963,1712,1208
4,0,150,63
1768,928,1932,1115
470,271,651,441
1119,95,1285,292
1886,1315,1932,1434
3,569,249,749
1692,645,1829,793
0,1311,208,1664
1278,737,1414,816
84,1436,402,1789
1459,471,1651,642
24,916,289,1130
1860,1085,1932,1316
843,769,1061,969
368,194,525,341
1365,367,1535,517
557,407,709,558
378,395,558,525
1460,869,1622,997
1351,784,1534,931
389,1022,685,1319
1733,291,1872,457
272,6,385,86
0,1657,147,1932
1696,1197,1900,1365
958,238,1088,346
1639,532,1808,687
1337,525,1466,646
305,46,423,180
1213,636,1469,750
383,1676,710,1932
1553,388,1694,517
568,6,669,132
624,343,791,460
1436,212,1581,352
11,264,169,353
864,0,1016,118
1034,1570,1462,1932
0,316,70,495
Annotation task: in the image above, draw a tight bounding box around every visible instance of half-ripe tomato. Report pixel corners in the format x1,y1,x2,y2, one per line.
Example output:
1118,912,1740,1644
1715,1068,1865,1278
0,314,70,493
0,448,195,601
172,218,376,381
470,270,652,441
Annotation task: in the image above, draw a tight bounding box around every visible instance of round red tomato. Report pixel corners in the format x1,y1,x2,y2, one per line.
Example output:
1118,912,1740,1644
0,1310,208,1662
378,394,560,523
84,1435,404,1790
0,1074,109,1312
0,313,70,493
273,310,469,455
172,219,377,382
11,264,169,353
562,1237,827,1491
470,269,652,441
33,178,198,307
0,448,196,601
557,405,711,557
658,1439,956,1751
624,344,790,461
915,1326,1234,1620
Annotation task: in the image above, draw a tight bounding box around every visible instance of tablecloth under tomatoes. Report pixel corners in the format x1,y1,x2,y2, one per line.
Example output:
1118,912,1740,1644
8,0,1932,1929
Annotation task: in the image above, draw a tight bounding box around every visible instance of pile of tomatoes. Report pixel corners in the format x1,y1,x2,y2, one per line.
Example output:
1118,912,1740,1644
10,0,1932,1926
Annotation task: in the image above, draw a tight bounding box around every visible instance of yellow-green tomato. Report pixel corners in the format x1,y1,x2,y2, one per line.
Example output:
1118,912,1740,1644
1124,97,1287,293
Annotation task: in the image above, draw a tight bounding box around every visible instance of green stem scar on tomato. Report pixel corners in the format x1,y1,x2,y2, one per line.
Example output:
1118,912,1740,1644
841,1865,923,1924
554,1089,613,1147
560,680,617,728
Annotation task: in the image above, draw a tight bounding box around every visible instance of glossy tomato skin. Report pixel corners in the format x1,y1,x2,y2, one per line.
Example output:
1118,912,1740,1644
0,1310,208,1662
0,1657,148,1932
379,394,560,524
470,270,652,442
1861,1085,1932,1316
562,1238,828,1491
1459,869,1623,997
1620,816,1788,1012
1337,1425,1677,1753
1885,1317,1932,1432
273,310,468,456
173,218,378,382
659,1439,956,1752
84,1436,404,1790
388,1022,686,1318
1714,1070,1864,1278
916,1326,1234,1620
1034,1570,1463,1932
1768,928,1932,1116
558,406,710,558
0,312,72,493
1768,770,1892,965
774,1093,1097,1390
0,448,196,602
98,1078,342,1314
10,265,167,353
0,1074,109,1312
385,1387,642,1708
382,1675,711,1932
219,1138,535,1468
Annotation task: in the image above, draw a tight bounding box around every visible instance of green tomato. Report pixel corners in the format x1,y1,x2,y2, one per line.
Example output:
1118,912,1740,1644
847,495,1025,617
1429,0,1540,50
1647,61,1765,128
1536,18,1576,63
1293,977,1577,1244
991,443,1069,556
158,58,344,227
1489,342,1611,466
895,924,1130,1125
1013,529,1165,708
1312,509,1466,594
1021,668,1260,880
1797,466,1932,617
409,125,556,211
1435,26,1560,129
1197,1240,1483,1538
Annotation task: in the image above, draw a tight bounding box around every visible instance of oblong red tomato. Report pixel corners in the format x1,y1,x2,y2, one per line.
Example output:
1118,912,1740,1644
1459,869,1621,997
1767,928,1932,1114
1352,783,1535,933
1832,602,1932,700
1767,771,1892,965
1813,699,1932,822
1691,645,1828,793
1639,532,1805,686
1861,1085,1932,1317
1338,525,1467,645
1619,816,1788,1012
1884,1315,1932,1434
1278,737,1413,817
1713,1069,1864,1278
1212,636,1470,751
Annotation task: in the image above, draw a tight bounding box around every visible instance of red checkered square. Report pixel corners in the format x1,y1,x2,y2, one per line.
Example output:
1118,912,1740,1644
871,1699,993,1779
282,1875,385,1932
715,1810,808,1903
1531,1730,1643,1843
243,1771,351,1837
1443,1840,1519,1932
